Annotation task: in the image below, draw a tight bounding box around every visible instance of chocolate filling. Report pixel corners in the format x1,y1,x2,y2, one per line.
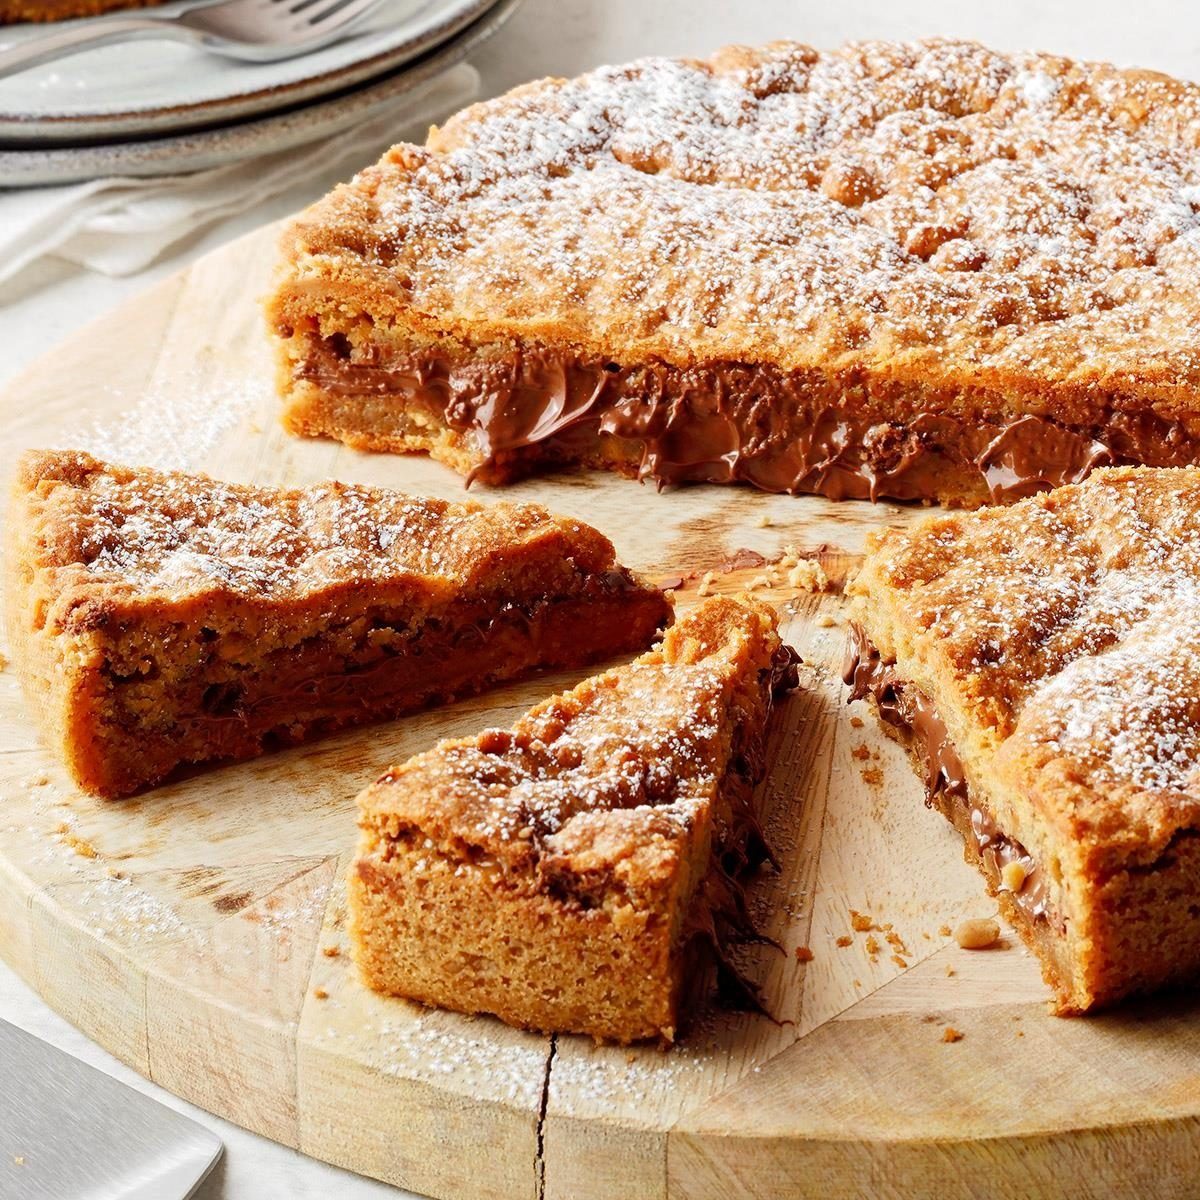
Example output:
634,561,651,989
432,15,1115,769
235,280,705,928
842,623,1050,923
298,340,1200,503
683,640,801,1017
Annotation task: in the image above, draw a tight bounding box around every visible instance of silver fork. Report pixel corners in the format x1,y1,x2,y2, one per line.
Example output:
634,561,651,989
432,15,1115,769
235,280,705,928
0,0,384,78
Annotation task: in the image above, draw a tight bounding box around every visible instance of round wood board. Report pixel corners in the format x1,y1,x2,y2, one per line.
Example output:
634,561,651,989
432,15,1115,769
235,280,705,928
3,223,1200,1200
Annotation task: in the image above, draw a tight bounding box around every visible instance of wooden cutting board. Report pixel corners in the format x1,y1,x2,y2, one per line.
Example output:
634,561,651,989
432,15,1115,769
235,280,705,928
3,223,1200,1200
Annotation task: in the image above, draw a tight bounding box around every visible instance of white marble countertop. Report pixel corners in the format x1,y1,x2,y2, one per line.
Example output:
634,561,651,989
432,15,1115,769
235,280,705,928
3,0,1199,1194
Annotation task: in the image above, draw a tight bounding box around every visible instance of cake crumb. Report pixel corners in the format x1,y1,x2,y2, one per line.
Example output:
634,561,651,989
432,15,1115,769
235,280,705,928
788,559,830,592
747,574,772,590
942,1026,964,1043
756,514,773,528
851,743,871,760
885,930,908,956
313,987,329,1000
62,833,98,859
891,954,908,969
794,945,814,962
0,650,8,670
12,1155,24,1166
816,613,837,628
835,935,853,948
865,934,880,960
697,570,715,597
850,716,864,728
322,946,341,958
938,924,952,937
955,918,1001,949
850,910,878,932
945,964,957,977
861,766,883,786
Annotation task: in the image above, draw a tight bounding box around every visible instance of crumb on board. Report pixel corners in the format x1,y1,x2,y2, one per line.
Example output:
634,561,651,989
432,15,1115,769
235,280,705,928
938,924,952,937
60,832,98,859
697,570,716,597
313,987,329,1000
885,930,908,956
787,559,830,592
850,716,864,729
851,744,871,761
322,946,341,958
747,574,773,590
794,945,815,962
12,1155,24,1166
850,910,878,933
816,613,837,628
865,935,880,960
756,514,773,528
945,964,957,977
942,1027,964,1043
861,766,883,786
955,918,1001,949
836,935,853,948
0,650,8,671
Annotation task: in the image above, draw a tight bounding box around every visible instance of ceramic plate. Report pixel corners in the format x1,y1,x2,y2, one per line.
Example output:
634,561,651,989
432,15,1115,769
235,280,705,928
0,0,517,183
0,0,499,143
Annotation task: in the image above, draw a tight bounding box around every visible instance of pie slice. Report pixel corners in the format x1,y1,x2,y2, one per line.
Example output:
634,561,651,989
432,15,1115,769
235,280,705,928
269,38,1200,507
5,450,671,799
845,466,1200,1013
349,595,798,1042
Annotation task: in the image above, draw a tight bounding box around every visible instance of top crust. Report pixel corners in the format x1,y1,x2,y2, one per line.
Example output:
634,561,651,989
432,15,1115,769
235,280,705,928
849,466,1200,869
11,449,620,633
358,595,782,892
277,37,1200,422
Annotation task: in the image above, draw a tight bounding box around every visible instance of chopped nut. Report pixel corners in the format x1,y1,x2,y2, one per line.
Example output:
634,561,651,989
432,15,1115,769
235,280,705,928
1001,861,1028,892
942,1026,964,1043
794,945,814,962
954,918,1001,949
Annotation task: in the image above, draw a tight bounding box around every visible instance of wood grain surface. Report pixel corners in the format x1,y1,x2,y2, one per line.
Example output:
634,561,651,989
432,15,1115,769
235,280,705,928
2,222,1197,1200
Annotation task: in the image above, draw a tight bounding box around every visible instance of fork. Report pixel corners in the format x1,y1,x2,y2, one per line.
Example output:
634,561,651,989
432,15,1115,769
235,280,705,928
0,0,384,78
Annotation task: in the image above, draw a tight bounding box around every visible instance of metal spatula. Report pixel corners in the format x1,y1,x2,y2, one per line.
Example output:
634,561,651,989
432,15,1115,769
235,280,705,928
0,1018,222,1200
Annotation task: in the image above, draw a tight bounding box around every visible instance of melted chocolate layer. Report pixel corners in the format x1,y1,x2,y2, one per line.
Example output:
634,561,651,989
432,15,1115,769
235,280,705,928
301,340,1200,503
842,624,1050,923
684,641,802,1018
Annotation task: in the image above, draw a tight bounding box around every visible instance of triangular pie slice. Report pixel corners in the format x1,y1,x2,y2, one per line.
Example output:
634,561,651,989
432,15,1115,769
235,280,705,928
845,466,1200,1013
349,594,799,1043
5,450,671,798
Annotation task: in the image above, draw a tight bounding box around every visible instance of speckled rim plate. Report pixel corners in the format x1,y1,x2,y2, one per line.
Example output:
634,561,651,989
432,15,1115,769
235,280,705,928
0,0,518,184
0,0,499,145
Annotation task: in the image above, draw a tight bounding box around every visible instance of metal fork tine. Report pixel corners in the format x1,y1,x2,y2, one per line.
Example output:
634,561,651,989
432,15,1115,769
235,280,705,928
306,0,377,27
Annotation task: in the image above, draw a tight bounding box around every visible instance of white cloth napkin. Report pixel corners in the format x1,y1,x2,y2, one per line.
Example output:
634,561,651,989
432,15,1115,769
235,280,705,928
0,63,478,284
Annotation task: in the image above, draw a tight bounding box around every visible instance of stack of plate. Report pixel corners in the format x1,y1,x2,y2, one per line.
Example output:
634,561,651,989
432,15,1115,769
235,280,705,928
0,0,517,185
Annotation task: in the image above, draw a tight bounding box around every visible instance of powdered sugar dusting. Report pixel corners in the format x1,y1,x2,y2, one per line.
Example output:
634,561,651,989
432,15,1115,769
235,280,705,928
78,367,268,474
872,467,1200,801
28,450,595,601
306,37,1200,383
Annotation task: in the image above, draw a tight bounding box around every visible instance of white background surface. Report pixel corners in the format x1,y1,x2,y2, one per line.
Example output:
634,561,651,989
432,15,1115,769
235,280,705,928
3,1,1200,1195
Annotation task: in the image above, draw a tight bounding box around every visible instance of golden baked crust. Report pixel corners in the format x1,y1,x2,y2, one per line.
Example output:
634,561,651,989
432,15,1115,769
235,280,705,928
0,0,159,21
269,39,1200,504
847,466,1200,1011
5,450,671,798
349,595,796,1042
